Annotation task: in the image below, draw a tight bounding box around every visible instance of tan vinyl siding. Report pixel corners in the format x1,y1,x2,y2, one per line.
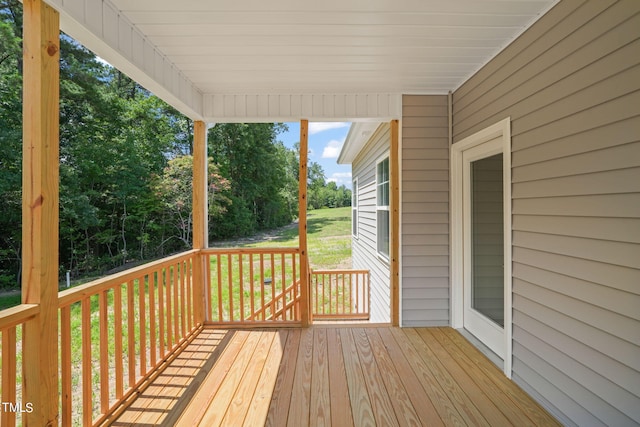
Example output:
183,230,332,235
452,1,640,425
401,95,450,326
352,123,391,323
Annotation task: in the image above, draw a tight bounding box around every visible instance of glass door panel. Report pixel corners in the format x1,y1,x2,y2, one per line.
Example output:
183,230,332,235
471,154,504,327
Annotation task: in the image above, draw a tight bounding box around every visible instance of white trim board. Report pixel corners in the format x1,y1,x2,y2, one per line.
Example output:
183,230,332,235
450,117,513,378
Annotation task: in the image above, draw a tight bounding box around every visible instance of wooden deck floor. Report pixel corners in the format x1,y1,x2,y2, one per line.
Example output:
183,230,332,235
112,326,560,427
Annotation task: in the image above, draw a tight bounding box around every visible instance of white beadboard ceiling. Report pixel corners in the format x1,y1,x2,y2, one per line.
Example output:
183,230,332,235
54,0,557,121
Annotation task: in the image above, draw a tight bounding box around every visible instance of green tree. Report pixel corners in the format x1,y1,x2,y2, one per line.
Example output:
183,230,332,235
0,4,23,287
153,156,231,249
208,123,293,238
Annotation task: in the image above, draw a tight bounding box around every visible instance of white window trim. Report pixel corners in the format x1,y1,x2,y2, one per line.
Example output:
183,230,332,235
451,117,512,378
376,154,390,261
352,177,359,238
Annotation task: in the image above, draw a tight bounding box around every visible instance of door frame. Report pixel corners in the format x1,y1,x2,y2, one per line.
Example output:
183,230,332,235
451,117,512,378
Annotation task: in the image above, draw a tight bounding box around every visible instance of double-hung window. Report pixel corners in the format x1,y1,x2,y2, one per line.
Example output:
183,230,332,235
376,157,390,259
352,178,358,237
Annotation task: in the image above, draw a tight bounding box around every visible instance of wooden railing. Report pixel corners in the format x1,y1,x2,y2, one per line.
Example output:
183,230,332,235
0,246,370,426
203,248,302,325
311,269,370,320
0,304,39,426
57,250,199,426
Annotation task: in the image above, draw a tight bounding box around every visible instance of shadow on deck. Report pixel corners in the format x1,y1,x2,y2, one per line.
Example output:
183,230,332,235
110,326,560,426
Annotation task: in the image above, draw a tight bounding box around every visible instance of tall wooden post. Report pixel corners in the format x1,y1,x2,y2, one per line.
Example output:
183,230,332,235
299,120,310,327
192,121,208,324
21,0,60,424
390,119,400,326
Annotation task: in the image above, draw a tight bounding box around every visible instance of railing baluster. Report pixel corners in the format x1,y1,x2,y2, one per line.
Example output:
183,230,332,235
149,272,157,368
138,275,147,376
158,270,165,358
127,280,136,387
355,273,360,314
292,254,298,320
336,273,344,313
173,263,179,345
249,254,255,320
280,253,286,320
206,254,212,322
60,306,72,427
81,297,92,426
217,254,223,321
166,267,173,350
1,326,16,427
239,254,244,322
186,259,192,332
270,253,275,317
324,273,328,315
99,290,109,414
227,255,233,322
114,285,124,398
260,254,265,321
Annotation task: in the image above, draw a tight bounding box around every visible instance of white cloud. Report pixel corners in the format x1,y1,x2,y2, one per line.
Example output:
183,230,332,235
328,172,353,187
322,140,344,159
332,172,352,179
309,122,350,135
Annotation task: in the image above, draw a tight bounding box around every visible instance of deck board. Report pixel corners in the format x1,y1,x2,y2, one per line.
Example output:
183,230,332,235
198,330,262,426
403,327,491,426
243,330,286,426
351,328,399,426
310,328,331,426
338,328,377,426
365,328,420,427
326,329,354,427
287,328,314,426
113,326,562,427
265,329,300,426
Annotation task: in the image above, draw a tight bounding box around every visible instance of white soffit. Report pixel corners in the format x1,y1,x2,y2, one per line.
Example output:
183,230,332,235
52,0,558,121
338,122,383,164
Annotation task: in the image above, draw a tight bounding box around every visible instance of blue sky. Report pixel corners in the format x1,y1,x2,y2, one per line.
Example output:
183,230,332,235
278,122,353,189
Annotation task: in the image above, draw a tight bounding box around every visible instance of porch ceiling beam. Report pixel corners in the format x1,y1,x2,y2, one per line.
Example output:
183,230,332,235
21,0,60,424
203,93,402,123
45,0,204,120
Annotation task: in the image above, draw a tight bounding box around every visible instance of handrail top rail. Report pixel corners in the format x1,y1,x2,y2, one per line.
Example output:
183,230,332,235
311,269,370,274
58,249,199,308
0,303,39,331
202,247,300,255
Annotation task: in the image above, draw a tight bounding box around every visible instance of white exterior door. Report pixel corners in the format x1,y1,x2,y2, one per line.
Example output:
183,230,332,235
462,139,505,359
451,117,512,377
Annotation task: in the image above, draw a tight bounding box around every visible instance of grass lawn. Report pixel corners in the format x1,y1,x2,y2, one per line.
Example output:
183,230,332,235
0,291,21,310
239,206,352,270
208,206,353,320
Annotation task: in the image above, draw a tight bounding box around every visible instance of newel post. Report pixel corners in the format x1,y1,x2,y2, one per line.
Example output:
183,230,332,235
192,121,208,324
299,120,310,326
21,0,60,424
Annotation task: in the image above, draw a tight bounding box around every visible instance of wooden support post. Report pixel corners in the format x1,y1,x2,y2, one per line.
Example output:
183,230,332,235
299,120,310,327
21,0,60,425
192,121,207,324
390,119,400,326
